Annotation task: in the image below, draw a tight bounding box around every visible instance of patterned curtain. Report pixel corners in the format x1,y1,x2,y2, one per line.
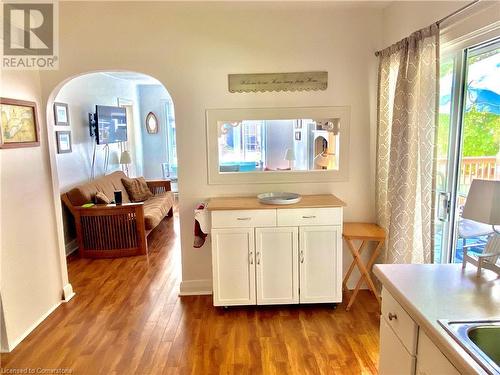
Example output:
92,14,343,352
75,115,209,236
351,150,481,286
376,24,439,264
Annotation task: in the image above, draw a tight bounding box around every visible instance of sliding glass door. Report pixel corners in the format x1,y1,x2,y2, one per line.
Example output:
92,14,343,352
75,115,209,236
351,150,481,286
434,38,500,263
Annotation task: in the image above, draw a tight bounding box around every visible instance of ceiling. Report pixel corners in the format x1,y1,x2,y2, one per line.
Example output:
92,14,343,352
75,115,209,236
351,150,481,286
101,72,162,85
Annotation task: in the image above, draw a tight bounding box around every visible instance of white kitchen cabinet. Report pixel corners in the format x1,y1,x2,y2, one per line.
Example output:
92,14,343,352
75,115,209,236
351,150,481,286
379,288,460,375
379,317,416,375
381,288,418,355
211,228,256,306
255,227,298,305
299,226,342,303
416,331,460,375
210,201,343,307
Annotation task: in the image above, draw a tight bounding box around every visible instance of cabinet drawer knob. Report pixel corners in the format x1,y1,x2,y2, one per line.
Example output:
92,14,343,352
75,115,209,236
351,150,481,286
249,251,254,265
300,251,304,263
388,312,398,321
237,217,251,221
302,215,316,219
256,251,261,265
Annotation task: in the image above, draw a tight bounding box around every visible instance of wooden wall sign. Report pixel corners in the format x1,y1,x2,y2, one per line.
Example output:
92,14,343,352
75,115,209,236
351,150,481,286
228,71,328,93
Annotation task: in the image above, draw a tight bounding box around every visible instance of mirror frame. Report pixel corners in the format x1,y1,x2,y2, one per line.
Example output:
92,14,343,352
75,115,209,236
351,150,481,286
206,106,350,185
145,112,159,134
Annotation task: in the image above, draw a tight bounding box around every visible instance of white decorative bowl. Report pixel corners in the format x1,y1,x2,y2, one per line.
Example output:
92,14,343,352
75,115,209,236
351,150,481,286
257,192,302,205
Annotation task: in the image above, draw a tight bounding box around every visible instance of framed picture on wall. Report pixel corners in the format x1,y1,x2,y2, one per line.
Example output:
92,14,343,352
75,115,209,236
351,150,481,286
294,131,301,141
53,102,70,126
0,97,40,149
56,131,72,153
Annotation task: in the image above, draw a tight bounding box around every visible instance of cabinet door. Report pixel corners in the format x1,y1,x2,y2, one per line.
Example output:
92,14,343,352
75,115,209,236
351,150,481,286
255,227,299,305
299,226,342,303
416,330,460,375
212,228,256,306
379,317,416,375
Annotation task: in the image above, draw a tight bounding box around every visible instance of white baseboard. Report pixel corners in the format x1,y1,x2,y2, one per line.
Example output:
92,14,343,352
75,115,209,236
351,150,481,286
1,302,61,353
63,283,75,302
65,239,78,256
179,279,212,296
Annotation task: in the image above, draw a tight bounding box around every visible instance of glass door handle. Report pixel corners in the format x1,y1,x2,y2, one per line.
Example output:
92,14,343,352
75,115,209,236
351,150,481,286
437,192,451,222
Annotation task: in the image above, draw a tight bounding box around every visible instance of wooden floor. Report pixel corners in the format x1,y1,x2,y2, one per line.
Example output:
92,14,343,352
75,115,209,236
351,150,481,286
1,212,381,374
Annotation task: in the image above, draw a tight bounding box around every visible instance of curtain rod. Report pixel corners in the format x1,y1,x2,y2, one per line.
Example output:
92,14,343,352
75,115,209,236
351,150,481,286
436,0,480,26
375,0,480,57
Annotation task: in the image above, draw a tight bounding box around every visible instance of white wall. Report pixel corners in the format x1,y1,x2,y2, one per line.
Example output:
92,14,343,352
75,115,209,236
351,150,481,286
39,2,384,294
138,84,173,179
382,1,465,46
54,73,142,191
0,70,68,351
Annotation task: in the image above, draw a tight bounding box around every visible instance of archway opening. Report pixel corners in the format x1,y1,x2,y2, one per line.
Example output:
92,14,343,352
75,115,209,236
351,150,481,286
48,71,178,259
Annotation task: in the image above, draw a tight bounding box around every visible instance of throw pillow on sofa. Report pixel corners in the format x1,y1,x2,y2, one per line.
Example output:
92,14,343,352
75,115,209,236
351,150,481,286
122,177,153,202
95,191,111,204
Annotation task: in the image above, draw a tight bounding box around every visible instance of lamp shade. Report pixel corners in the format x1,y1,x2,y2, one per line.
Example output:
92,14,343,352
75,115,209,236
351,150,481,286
284,148,295,161
119,150,132,165
462,179,500,225
314,152,330,168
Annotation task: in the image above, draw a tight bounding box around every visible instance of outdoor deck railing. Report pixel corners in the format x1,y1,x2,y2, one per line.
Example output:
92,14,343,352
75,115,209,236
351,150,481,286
437,156,498,206
458,156,498,185
437,156,498,184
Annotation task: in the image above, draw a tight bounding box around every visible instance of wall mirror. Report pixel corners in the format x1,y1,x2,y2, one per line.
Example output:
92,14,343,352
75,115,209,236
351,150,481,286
206,106,350,184
146,112,159,134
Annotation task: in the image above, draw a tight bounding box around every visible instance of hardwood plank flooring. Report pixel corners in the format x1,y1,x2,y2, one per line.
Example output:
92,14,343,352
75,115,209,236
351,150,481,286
1,212,381,374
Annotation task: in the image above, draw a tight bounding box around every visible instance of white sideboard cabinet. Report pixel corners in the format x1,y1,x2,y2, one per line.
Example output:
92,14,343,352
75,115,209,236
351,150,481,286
208,195,345,307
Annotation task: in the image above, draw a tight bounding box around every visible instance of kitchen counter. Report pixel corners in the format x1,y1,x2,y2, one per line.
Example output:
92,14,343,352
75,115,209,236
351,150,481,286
374,263,500,374
207,194,346,211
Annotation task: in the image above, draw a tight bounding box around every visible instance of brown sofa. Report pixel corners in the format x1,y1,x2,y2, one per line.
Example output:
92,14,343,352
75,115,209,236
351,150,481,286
61,171,174,258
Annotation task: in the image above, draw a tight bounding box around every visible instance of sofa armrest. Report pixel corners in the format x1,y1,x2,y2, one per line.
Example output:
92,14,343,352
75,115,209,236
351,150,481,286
75,202,144,214
74,203,147,257
146,179,171,195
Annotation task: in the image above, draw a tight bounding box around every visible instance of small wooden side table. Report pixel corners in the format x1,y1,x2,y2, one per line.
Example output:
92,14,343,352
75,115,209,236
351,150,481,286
342,222,386,311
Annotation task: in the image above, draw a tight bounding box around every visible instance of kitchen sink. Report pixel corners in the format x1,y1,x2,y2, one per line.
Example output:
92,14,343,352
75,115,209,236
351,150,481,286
438,319,500,375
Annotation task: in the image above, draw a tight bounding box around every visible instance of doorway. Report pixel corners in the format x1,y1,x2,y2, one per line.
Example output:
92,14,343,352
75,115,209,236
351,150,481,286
434,38,500,263
50,71,178,256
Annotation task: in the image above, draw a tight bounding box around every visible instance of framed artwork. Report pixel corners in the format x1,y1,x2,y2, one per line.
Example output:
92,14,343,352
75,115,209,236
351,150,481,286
145,112,159,134
53,102,70,126
295,131,301,141
56,131,72,153
0,98,40,149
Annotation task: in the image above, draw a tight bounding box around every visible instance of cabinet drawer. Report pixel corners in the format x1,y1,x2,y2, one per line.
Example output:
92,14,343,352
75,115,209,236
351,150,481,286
211,210,276,228
277,208,342,227
379,317,416,375
381,288,418,355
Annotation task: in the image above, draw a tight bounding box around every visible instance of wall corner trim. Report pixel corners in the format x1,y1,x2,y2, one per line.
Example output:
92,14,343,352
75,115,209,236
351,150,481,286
179,279,212,296
62,284,75,302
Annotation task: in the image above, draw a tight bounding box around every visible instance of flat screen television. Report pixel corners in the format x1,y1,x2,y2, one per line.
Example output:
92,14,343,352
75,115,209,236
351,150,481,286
95,105,127,144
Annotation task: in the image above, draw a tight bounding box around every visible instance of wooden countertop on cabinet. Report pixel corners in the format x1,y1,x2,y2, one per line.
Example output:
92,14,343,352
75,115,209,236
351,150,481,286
207,194,346,211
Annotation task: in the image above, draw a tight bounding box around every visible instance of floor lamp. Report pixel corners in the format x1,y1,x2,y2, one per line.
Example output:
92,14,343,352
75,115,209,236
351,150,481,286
120,150,132,177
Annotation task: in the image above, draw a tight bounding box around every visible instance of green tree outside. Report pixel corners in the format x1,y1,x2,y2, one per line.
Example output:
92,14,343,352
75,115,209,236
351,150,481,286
437,107,500,158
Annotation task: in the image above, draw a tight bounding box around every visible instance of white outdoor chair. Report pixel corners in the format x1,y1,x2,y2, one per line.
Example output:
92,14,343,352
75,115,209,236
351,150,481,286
462,234,500,276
